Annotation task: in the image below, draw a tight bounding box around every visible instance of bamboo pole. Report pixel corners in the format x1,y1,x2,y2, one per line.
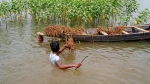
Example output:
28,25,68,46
133,26,149,32
100,31,108,35
122,31,129,34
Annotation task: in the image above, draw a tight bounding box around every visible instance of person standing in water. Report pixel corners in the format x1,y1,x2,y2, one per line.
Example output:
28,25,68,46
37,32,82,69
49,41,82,69
37,32,44,43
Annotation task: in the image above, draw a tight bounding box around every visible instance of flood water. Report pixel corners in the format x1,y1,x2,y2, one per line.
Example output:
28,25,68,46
0,16,150,84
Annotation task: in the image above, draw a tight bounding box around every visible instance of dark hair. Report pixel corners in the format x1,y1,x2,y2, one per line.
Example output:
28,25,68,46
38,35,43,42
50,41,60,52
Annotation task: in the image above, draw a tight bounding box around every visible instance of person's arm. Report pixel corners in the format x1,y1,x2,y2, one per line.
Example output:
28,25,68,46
58,46,66,53
58,44,71,53
56,60,82,69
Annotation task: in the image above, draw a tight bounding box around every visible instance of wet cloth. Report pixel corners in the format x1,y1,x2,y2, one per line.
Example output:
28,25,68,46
49,52,60,65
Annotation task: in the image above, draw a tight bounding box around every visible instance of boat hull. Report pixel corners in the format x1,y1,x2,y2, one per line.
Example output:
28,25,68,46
67,32,150,42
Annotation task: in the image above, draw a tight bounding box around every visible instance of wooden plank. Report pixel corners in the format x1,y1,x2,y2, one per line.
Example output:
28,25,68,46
122,31,129,34
133,26,149,32
124,26,134,28
100,31,108,35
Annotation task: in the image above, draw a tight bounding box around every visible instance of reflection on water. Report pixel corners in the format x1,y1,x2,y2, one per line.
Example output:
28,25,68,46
0,18,150,84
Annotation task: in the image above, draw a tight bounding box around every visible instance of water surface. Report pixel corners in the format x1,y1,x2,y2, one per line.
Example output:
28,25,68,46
0,18,150,84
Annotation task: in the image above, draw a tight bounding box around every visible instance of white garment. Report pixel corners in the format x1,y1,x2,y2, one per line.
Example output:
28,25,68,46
49,52,60,65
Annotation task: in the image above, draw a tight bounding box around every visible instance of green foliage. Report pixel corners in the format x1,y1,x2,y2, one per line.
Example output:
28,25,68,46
134,8,150,25
118,0,139,26
0,0,149,27
0,1,11,17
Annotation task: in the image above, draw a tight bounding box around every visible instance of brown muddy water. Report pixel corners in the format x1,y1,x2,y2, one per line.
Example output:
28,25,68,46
0,18,150,84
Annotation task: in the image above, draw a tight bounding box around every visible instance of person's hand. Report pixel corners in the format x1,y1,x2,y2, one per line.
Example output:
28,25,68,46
63,42,75,49
75,63,82,69
63,44,71,49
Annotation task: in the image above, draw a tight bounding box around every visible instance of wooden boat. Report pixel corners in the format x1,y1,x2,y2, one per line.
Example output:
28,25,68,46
37,24,150,42
61,25,150,42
